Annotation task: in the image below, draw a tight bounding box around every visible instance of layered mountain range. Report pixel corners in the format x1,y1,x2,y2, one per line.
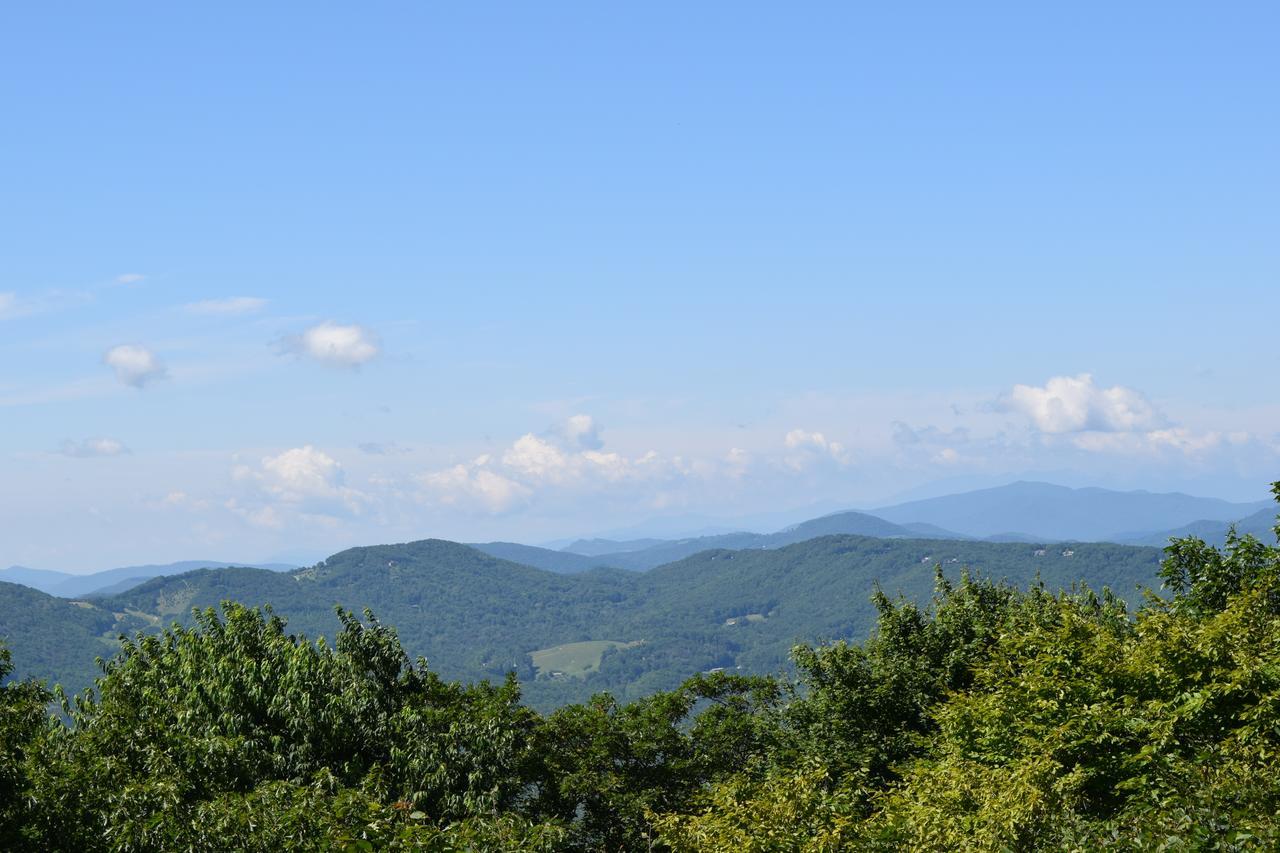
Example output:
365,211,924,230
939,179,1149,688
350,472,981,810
1,481,1271,709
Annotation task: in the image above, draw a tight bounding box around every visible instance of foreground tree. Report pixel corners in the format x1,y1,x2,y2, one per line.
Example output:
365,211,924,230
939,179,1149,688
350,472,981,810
0,647,49,847
21,604,561,851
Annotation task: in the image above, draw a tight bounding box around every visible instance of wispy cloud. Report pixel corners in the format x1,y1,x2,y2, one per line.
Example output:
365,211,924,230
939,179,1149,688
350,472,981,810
59,437,130,457
114,273,146,284
184,296,267,316
358,441,413,456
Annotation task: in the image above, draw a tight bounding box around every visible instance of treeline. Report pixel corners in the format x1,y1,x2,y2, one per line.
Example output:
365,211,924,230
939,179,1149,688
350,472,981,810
1,491,1279,850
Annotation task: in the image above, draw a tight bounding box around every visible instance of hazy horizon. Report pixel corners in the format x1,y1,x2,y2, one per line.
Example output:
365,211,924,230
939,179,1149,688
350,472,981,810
5,476,1273,575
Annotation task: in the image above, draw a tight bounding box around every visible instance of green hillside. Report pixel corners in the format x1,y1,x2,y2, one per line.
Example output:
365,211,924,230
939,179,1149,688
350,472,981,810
1,536,1164,709
0,582,142,692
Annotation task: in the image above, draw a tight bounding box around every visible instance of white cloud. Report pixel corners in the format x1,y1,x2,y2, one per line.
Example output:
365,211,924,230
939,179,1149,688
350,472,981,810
59,437,130,457
1002,374,1164,433
1070,427,1231,456
115,273,145,284
233,445,369,519
185,296,267,315
418,415,677,511
285,322,380,368
104,344,167,388
994,375,1247,460
419,463,531,513
502,434,570,480
783,428,850,469
0,292,16,319
554,414,604,450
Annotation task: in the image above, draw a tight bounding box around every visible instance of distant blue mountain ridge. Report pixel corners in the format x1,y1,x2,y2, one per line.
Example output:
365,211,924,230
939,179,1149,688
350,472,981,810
5,482,1273,594
474,481,1274,573
0,561,297,598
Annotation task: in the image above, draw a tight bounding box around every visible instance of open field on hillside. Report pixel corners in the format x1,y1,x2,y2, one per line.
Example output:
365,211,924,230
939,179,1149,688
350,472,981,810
530,640,642,678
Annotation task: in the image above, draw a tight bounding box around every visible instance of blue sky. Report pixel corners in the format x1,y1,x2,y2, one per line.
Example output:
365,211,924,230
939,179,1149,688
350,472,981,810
2,3,1277,570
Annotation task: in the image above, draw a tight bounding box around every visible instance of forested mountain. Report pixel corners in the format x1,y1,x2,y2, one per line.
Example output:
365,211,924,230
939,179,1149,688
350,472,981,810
873,480,1269,541
0,582,132,691
0,560,296,598
0,535,1163,709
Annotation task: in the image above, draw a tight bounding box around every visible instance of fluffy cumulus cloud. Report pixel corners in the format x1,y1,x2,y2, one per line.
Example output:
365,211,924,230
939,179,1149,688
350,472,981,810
553,414,604,450
502,435,571,481
103,344,167,388
996,374,1253,460
233,445,369,521
59,437,130,457
184,296,267,315
285,322,380,368
782,428,851,470
417,415,672,513
1001,374,1164,434
420,462,531,513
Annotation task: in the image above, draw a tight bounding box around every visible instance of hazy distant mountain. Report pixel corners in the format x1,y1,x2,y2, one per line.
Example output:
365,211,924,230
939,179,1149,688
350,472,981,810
575,510,962,571
900,522,973,539
779,510,942,541
873,481,1269,542
0,560,297,598
1121,506,1278,548
0,566,74,590
562,538,670,557
567,502,849,543
468,542,611,574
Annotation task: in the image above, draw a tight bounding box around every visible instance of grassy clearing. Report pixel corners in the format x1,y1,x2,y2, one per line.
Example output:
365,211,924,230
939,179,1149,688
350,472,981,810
530,640,642,679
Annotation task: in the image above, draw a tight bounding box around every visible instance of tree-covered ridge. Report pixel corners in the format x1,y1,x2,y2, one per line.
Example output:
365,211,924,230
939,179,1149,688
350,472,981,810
0,485,1276,849
3,535,1163,708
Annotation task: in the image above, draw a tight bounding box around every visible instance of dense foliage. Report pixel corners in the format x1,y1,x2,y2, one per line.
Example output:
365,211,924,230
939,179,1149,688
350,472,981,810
1,489,1276,849
2,535,1162,709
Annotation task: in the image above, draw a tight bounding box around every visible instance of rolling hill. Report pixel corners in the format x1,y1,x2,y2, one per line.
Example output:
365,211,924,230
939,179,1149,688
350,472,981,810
1,534,1165,710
